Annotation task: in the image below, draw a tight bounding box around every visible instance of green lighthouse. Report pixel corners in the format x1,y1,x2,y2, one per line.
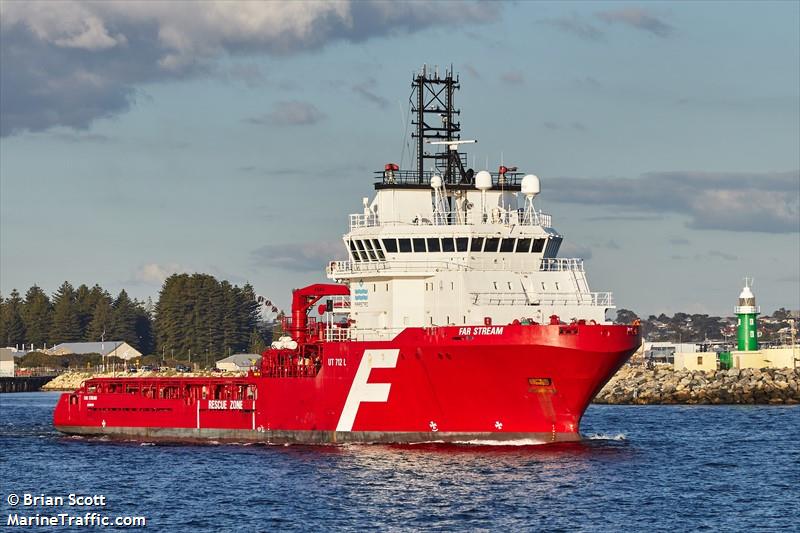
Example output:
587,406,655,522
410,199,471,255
735,278,760,351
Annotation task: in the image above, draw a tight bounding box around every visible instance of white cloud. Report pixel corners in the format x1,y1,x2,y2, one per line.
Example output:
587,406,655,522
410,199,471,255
132,263,189,285
1,0,500,135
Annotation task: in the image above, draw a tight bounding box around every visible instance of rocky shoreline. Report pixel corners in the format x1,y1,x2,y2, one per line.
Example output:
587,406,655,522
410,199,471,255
40,370,243,391
595,366,800,405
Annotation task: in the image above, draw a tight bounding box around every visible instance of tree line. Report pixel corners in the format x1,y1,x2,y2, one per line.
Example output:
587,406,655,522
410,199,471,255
0,274,266,360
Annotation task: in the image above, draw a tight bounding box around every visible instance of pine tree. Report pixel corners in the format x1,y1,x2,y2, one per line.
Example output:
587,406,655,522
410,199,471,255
248,328,267,355
74,284,93,340
1,289,26,347
110,290,139,348
22,285,52,348
50,281,81,344
86,295,113,342
133,299,154,355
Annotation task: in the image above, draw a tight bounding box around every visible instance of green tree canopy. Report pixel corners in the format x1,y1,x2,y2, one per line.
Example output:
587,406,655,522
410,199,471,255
22,285,52,348
50,281,81,344
1,289,26,347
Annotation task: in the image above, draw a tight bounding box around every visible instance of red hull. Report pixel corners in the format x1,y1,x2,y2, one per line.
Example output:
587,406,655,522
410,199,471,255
54,323,640,443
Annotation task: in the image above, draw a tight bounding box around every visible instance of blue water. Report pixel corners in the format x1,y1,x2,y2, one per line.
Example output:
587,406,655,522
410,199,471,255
1,393,798,532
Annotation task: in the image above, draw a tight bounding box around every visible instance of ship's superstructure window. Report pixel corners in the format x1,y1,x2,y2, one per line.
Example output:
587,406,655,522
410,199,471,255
412,238,426,253
532,238,546,253
456,237,469,252
442,238,455,252
470,237,484,252
485,238,500,252
500,238,515,253
362,240,377,261
372,239,386,260
516,238,531,253
349,240,359,261
398,238,412,252
383,238,398,253
427,238,441,252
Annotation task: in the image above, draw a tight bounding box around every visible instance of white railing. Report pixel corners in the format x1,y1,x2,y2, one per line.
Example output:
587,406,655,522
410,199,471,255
469,291,613,307
324,327,406,342
349,209,551,229
539,258,584,272
328,257,584,277
349,213,380,229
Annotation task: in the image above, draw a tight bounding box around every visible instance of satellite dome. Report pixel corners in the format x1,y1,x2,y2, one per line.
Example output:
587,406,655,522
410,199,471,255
431,174,442,189
521,174,540,197
475,170,492,191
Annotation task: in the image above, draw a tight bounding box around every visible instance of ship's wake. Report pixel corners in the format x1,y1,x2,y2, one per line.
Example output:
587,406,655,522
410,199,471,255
584,433,626,441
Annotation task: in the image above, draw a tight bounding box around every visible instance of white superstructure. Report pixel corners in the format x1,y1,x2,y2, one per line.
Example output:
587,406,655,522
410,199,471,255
324,66,613,341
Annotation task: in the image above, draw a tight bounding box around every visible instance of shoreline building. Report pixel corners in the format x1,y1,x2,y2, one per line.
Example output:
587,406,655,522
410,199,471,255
47,342,142,361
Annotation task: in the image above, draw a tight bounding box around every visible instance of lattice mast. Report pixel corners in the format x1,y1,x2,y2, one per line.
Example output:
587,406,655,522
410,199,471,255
411,65,467,184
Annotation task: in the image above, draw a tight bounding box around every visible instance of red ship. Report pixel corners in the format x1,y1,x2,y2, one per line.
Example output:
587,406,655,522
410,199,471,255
54,66,641,444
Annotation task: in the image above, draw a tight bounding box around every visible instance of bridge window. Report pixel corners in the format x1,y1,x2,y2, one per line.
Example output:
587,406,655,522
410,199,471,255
362,240,377,261
355,240,372,261
427,238,441,252
442,238,455,252
485,238,500,252
398,238,412,252
372,239,385,260
456,237,469,252
413,238,426,252
470,237,484,252
516,238,532,253
500,238,516,253
382,238,398,253
532,238,546,253
349,240,360,262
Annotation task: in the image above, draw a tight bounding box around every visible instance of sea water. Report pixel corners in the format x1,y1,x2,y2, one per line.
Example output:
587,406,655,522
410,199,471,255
1,392,797,531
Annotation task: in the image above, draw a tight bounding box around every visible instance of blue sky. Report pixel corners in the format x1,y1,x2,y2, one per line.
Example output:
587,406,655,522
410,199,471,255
1,1,798,317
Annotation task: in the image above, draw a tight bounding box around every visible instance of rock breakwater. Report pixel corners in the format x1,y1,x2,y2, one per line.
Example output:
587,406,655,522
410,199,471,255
595,366,800,405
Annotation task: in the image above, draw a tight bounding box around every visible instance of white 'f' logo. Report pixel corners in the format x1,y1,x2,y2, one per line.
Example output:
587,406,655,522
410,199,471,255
336,349,399,432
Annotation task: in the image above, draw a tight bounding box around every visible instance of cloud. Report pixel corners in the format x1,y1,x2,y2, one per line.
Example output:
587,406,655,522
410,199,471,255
708,250,738,261
540,13,604,42
543,121,559,130
352,78,389,109
559,242,593,260
251,241,346,272
500,70,524,85
1,1,500,136
130,263,189,285
548,171,800,233
541,8,672,42
246,101,326,126
463,63,481,79
669,237,690,246
597,8,673,38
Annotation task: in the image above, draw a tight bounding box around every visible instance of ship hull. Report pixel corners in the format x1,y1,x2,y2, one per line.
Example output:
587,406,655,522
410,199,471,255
53,323,640,444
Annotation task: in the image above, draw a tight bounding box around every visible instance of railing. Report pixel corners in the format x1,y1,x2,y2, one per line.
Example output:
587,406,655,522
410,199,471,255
324,327,407,342
539,258,584,272
376,170,524,188
328,256,583,277
350,213,380,229
349,208,552,229
469,291,614,307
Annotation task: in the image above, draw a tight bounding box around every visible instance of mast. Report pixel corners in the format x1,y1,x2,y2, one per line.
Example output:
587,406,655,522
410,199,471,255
411,65,463,184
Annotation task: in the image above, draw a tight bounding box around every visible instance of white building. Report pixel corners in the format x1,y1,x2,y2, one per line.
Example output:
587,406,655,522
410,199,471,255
0,348,15,377
47,341,142,361
216,353,260,372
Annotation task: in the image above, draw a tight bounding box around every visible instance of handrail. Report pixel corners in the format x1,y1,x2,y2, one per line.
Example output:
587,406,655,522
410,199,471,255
469,291,613,307
327,256,585,277
349,208,552,229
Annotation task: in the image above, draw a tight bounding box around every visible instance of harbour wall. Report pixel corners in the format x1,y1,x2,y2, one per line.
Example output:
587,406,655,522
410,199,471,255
0,376,57,393
595,366,800,405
